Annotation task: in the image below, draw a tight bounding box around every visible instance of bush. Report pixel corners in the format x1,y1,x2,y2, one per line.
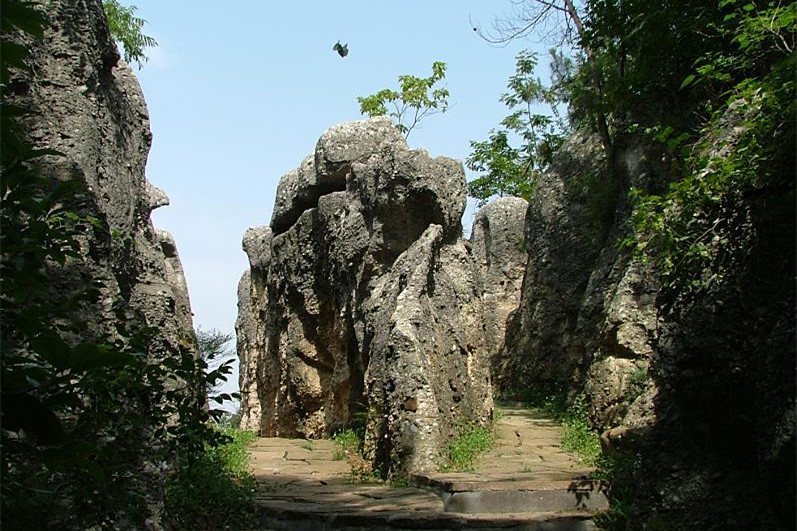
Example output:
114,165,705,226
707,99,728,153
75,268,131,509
441,422,495,472
165,428,258,531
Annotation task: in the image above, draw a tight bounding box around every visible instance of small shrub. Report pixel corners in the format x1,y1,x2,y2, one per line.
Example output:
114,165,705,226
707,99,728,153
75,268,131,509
165,427,258,531
561,414,603,467
441,422,495,472
331,428,361,461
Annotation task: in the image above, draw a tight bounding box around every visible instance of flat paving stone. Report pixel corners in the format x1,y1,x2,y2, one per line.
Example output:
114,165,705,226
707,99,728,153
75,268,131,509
248,406,606,529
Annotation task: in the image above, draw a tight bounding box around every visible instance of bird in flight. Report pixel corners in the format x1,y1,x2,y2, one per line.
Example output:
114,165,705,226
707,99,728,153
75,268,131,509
333,40,349,58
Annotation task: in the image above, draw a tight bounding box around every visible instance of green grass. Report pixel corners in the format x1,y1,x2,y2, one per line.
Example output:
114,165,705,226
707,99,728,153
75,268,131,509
165,427,258,530
561,413,603,467
500,386,603,466
331,428,361,460
300,440,314,451
440,422,495,472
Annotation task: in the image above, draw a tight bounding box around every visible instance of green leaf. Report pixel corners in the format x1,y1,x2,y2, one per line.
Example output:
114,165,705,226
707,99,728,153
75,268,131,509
1,392,65,444
30,334,71,370
69,343,132,372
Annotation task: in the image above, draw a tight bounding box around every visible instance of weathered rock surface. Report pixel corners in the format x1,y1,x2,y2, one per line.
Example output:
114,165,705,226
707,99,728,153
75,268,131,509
506,126,795,528
236,226,272,431
469,197,528,385
503,132,618,392
7,0,198,526
14,0,196,354
237,117,494,475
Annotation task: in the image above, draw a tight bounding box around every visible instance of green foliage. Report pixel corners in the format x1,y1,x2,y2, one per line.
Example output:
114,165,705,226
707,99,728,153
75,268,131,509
358,61,449,138
498,383,569,417
559,395,603,467
440,421,495,472
217,406,243,429
467,50,567,206
332,428,361,460
196,327,240,422
102,0,157,68
620,0,796,302
593,451,638,531
165,427,258,531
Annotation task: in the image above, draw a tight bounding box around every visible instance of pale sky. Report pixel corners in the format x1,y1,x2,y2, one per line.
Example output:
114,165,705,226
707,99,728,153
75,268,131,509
131,1,546,392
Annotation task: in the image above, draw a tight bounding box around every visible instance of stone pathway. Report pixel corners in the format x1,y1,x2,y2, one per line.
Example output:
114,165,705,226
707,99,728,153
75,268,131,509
248,406,607,530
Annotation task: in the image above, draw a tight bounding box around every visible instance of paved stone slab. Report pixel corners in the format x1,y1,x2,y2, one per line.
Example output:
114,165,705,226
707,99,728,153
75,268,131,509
409,406,609,515
248,406,606,528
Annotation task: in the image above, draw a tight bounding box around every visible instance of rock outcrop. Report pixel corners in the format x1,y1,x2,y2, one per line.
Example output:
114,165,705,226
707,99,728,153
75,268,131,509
469,197,528,385
237,117,496,475
12,0,196,355
4,0,198,526
506,127,795,528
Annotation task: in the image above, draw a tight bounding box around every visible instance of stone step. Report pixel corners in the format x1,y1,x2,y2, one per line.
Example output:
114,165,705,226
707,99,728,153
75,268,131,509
405,406,609,516
255,504,597,530
411,473,608,515
248,406,607,529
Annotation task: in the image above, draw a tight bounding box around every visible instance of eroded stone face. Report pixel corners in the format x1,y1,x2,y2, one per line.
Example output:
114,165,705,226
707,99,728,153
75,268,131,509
8,1,198,526
237,117,493,474
469,197,528,386
15,0,197,377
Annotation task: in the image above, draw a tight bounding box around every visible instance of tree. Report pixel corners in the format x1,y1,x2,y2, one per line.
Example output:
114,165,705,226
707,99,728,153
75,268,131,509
358,61,449,138
102,0,157,68
467,50,568,206
473,0,612,161
195,327,239,420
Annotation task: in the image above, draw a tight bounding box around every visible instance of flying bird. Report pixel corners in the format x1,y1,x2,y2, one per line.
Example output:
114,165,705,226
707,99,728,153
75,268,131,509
333,40,349,58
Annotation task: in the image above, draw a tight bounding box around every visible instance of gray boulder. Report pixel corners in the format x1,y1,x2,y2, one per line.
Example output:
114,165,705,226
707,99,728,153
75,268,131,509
237,117,493,475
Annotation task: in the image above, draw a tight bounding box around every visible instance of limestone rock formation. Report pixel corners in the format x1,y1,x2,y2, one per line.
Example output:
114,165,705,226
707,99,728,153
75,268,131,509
237,117,493,475
507,125,795,528
13,0,196,356
4,0,198,525
503,132,619,392
469,197,528,385
236,226,272,432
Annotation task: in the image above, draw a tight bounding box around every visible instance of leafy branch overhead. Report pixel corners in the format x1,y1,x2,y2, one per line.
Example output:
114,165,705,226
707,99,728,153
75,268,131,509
358,61,449,138
467,50,567,206
102,0,157,68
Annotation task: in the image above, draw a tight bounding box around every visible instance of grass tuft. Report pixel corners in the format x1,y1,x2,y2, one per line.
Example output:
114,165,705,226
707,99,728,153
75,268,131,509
441,422,495,472
165,427,258,530
331,428,361,460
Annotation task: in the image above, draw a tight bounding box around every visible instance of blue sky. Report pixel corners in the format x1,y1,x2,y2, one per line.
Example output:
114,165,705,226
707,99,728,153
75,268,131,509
132,2,546,384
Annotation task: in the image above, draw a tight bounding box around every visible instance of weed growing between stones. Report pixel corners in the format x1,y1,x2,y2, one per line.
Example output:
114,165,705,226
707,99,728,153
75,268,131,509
332,428,361,461
440,421,495,472
165,427,258,530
